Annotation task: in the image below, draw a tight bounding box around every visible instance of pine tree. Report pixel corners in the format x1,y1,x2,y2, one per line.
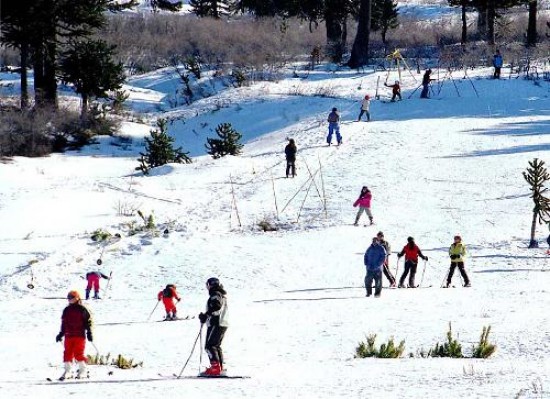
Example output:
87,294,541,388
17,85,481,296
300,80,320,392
347,0,372,69
150,0,183,12
205,123,243,159
371,0,399,46
522,158,550,248
137,119,192,175
190,0,230,18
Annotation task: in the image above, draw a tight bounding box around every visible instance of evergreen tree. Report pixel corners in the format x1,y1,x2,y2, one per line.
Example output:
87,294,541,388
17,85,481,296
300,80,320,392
150,0,183,12
137,119,192,175
525,0,538,46
347,0,372,68
59,40,125,117
190,0,230,18
522,158,550,248
205,123,243,159
371,0,398,46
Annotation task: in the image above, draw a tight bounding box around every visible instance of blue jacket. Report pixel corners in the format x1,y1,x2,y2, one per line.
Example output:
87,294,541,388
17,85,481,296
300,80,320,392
364,243,387,272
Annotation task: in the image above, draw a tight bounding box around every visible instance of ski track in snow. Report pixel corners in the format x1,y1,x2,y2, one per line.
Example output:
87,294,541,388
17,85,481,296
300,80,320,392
1,63,550,398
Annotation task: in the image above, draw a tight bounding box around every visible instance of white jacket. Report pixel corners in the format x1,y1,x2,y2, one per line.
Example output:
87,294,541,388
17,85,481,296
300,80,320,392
361,99,371,111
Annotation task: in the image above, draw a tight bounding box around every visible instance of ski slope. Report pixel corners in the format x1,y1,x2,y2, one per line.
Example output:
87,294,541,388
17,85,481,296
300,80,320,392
0,64,549,398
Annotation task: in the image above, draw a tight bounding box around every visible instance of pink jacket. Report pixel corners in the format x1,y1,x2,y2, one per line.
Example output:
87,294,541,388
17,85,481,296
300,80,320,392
353,192,372,208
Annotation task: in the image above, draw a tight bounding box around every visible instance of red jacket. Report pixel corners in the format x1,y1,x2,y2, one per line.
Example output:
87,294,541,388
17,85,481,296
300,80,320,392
158,286,180,301
60,303,92,338
398,244,425,262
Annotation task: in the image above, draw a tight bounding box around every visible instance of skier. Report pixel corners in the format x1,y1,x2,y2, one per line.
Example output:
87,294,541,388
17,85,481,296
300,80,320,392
85,271,110,300
353,186,373,226
157,284,181,320
384,80,402,102
493,49,503,79
326,107,342,146
285,138,297,178
357,95,371,122
377,231,396,287
55,290,93,380
445,235,471,287
198,277,228,376
420,69,433,99
396,236,428,288
364,237,387,297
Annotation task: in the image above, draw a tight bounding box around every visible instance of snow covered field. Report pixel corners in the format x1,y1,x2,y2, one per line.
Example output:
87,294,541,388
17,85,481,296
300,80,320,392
1,62,550,398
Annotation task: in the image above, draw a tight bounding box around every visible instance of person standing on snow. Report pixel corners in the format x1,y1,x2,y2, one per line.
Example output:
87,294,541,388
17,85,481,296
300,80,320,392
396,236,428,288
364,237,387,297
377,231,397,287
157,284,181,320
357,95,371,121
353,186,374,226
445,235,471,287
493,49,503,79
285,138,297,178
199,277,229,376
85,271,110,300
326,107,342,146
384,80,402,102
420,69,434,99
55,290,93,380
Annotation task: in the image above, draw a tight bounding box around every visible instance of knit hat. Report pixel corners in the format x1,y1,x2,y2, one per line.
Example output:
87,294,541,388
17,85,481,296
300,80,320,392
67,290,80,300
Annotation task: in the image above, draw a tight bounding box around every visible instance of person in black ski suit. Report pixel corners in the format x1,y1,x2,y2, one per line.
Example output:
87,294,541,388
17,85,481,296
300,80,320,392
199,277,228,376
420,69,434,99
377,231,396,287
285,138,297,178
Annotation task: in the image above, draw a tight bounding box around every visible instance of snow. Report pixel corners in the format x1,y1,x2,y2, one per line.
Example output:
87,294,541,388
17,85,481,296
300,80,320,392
1,60,550,398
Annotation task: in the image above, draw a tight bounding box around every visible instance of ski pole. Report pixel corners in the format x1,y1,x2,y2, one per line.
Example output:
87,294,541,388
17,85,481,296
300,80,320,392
198,322,204,374
146,300,161,321
440,269,449,288
394,256,402,284
103,272,113,298
91,342,100,356
177,324,203,379
419,259,428,287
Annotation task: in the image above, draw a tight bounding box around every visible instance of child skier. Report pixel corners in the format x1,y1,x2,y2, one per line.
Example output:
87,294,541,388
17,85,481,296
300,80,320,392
364,237,387,297
55,290,93,380
384,80,402,102
353,186,373,226
377,231,396,287
157,284,181,320
326,107,342,146
396,237,428,288
285,138,297,178
445,235,471,287
357,95,371,121
85,271,110,300
198,277,229,376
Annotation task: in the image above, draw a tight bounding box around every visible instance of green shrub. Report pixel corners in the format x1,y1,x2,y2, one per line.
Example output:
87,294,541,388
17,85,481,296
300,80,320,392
87,352,143,369
428,322,463,358
205,122,243,159
472,326,496,359
355,334,405,359
91,229,112,242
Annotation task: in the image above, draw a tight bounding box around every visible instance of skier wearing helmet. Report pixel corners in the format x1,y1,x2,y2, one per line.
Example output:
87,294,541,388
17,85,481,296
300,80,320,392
198,277,229,376
384,80,402,102
357,95,371,122
326,107,342,146
55,290,93,380
446,235,471,287
157,284,181,320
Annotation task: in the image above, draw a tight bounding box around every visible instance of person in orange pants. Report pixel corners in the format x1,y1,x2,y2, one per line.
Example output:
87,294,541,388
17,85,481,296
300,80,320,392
55,290,93,380
157,284,181,320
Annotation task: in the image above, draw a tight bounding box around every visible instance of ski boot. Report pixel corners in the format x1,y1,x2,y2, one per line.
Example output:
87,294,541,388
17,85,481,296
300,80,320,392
59,362,72,381
201,361,221,376
93,290,100,300
369,217,374,225
464,282,471,287
85,289,91,300
76,361,88,379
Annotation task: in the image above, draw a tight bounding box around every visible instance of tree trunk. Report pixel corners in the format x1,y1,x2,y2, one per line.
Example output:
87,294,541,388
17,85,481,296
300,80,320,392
81,94,89,118
43,40,58,108
529,209,539,248
477,7,487,39
33,46,46,107
487,0,496,45
347,0,371,69
325,13,345,63
20,41,29,110
526,0,538,46
461,1,467,45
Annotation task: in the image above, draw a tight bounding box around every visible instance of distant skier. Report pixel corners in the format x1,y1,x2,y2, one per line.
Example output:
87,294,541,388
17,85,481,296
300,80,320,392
353,186,373,226
357,95,371,121
199,277,229,376
85,271,110,300
377,231,396,287
364,237,387,297
493,49,503,79
445,235,471,287
420,69,434,99
396,237,428,288
55,290,93,380
384,80,402,102
157,284,181,320
285,138,297,178
326,107,342,146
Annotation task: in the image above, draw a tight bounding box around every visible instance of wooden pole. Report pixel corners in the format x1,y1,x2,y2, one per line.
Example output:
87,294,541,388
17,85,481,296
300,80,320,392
229,174,242,228
271,173,279,220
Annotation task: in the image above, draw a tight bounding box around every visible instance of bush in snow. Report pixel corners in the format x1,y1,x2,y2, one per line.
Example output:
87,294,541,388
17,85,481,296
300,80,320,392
87,352,143,369
355,334,405,359
427,322,463,358
471,325,496,359
91,229,112,242
136,119,192,175
257,217,278,232
522,158,550,248
205,122,243,159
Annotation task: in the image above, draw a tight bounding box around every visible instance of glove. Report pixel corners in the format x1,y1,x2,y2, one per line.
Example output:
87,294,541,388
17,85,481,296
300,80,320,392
177,298,181,302
198,313,208,324
56,333,63,342
397,254,402,259
423,256,429,261
86,331,93,342
450,254,458,260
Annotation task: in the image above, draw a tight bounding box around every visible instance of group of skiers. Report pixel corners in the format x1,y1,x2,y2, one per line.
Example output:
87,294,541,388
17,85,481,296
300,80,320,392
56,276,229,379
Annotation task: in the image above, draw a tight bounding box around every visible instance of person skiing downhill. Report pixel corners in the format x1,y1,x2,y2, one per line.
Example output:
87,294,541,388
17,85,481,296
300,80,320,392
377,231,397,287
396,237,428,288
326,107,342,146
157,284,181,320
357,95,371,121
199,277,229,376
364,237,387,297
285,138,297,178
384,80,402,102
85,271,110,300
55,290,93,380
353,186,374,226
445,235,471,287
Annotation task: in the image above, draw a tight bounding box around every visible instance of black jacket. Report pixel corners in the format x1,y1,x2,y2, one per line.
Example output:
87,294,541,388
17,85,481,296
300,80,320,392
205,285,228,327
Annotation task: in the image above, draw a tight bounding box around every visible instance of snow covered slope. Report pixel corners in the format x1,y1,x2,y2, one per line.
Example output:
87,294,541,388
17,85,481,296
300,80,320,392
0,65,549,398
